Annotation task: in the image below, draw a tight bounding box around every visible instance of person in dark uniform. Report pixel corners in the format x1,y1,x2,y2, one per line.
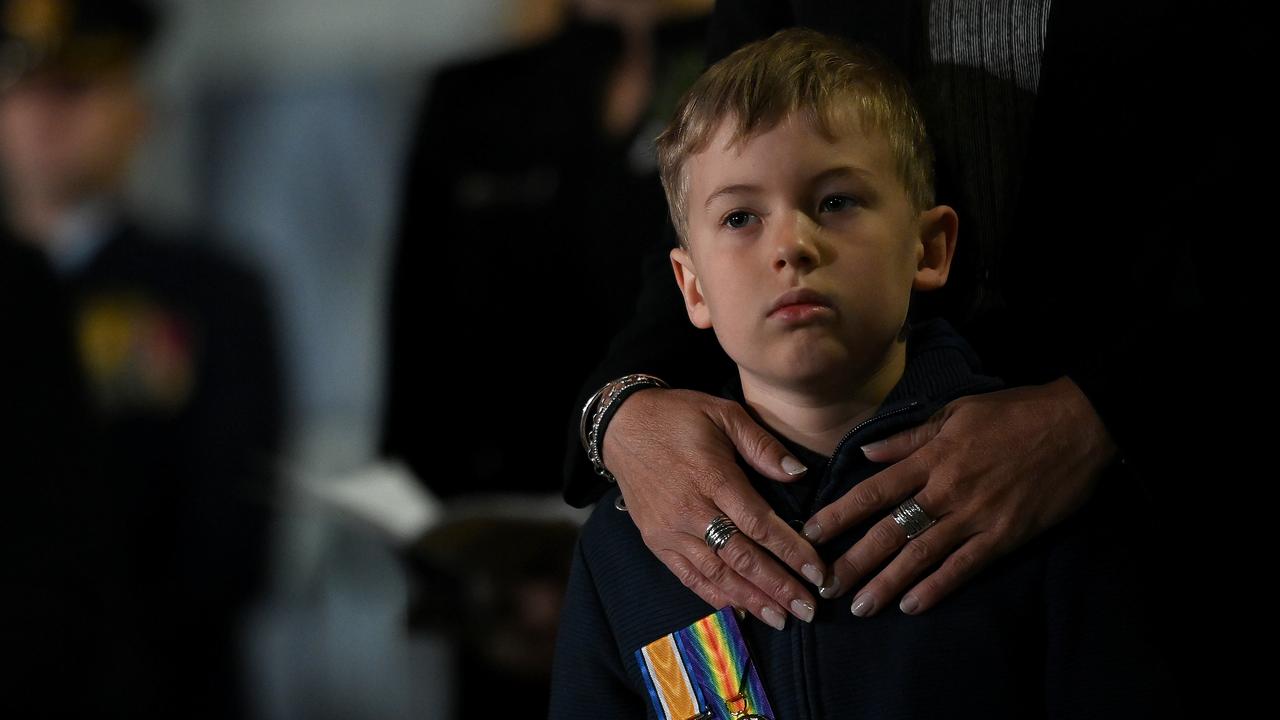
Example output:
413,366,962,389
0,236,121,715
382,0,710,500
382,2,711,715
0,1,284,715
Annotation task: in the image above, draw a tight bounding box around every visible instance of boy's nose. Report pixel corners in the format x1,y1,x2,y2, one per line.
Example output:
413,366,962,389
772,214,821,273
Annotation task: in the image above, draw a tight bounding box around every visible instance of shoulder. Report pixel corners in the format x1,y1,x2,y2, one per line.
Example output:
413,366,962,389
575,487,722,654
428,29,588,106
98,227,270,301
414,31,599,159
80,227,277,349
889,318,1005,412
578,487,646,566
433,42,553,91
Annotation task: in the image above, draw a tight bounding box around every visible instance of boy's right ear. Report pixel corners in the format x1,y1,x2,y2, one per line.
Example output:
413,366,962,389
669,247,713,329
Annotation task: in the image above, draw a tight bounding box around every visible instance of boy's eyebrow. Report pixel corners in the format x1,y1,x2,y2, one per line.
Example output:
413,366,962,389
702,166,876,211
810,165,875,184
703,184,762,210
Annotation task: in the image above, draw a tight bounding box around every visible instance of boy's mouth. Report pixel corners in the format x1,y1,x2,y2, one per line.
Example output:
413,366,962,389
768,288,833,317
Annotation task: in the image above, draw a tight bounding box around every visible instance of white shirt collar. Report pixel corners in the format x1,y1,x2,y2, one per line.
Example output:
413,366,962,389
45,198,120,276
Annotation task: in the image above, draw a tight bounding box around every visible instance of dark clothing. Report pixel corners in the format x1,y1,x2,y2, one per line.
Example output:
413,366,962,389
551,319,1177,718
383,13,708,499
42,222,282,717
1,238,115,714
383,14,710,718
68,223,282,608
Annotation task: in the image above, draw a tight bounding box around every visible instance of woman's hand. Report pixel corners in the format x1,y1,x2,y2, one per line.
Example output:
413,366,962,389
602,387,827,630
804,377,1118,616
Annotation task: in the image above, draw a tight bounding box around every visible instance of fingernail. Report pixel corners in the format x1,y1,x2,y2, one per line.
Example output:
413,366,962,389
860,439,887,456
781,455,808,476
761,606,787,631
790,599,815,623
900,594,919,614
851,594,876,617
818,578,841,599
802,521,822,543
801,563,824,586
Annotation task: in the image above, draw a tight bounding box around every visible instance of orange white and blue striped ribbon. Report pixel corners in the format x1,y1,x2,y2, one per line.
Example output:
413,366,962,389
638,632,705,720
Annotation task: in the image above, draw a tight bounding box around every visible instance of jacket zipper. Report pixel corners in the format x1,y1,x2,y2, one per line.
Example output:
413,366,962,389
798,399,924,718
818,400,923,480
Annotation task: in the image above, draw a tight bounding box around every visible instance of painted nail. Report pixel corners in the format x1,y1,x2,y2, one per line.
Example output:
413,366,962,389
861,439,888,456
802,521,822,543
900,594,920,614
851,594,876,617
781,455,808,476
761,606,787,631
818,578,841,600
790,599,815,623
801,563,824,586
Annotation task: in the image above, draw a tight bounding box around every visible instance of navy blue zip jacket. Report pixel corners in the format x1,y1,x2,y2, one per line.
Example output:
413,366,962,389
550,318,1178,719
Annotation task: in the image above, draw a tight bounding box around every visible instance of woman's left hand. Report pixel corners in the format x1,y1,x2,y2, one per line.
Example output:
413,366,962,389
803,376,1118,616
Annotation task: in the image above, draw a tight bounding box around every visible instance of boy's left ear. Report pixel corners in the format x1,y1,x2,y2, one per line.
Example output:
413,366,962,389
912,205,958,291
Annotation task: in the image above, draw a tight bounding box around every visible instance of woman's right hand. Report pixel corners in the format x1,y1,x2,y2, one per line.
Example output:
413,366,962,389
601,387,827,629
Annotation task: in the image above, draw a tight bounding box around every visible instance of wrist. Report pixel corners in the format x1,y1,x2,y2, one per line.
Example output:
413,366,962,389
581,374,670,482
1052,376,1121,469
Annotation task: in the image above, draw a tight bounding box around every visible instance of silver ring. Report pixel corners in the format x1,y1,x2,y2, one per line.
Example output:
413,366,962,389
891,498,936,540
704,514,739,553
614,494,628,512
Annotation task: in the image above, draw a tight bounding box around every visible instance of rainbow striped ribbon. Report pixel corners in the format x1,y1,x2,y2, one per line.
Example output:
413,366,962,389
636,607,774,720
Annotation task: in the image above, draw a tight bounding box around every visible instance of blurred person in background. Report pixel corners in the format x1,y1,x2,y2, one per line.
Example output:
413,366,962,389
0,0,283,715
1,237,118,714
381,0,710,716
383,0,710,501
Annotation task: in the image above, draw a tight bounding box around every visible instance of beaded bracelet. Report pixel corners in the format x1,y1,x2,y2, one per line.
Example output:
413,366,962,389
581,373,670,482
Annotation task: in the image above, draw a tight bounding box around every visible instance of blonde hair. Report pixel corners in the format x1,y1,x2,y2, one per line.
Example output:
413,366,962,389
656,27,935,248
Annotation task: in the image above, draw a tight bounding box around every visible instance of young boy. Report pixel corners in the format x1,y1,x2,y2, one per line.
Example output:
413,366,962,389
550,28,1173,719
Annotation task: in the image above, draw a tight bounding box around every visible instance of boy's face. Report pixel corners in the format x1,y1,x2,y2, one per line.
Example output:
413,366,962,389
670,111,955,394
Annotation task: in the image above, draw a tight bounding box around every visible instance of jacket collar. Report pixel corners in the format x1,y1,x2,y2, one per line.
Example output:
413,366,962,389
721,317,1003,515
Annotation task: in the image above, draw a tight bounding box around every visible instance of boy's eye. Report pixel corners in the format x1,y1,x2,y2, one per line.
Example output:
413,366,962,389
820,195,859,213
722,211,758,229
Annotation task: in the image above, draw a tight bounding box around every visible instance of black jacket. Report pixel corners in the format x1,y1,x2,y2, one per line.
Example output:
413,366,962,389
551,319,1177,719
2,239,112,714
383,13,709,499
55,222,281,716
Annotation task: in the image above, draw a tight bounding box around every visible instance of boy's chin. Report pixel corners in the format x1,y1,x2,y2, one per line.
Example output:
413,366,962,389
754,357,859,394
759,340,903,392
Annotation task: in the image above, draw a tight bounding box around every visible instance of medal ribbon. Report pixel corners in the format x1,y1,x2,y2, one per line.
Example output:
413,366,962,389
637,633,705,720
673,607,774,720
